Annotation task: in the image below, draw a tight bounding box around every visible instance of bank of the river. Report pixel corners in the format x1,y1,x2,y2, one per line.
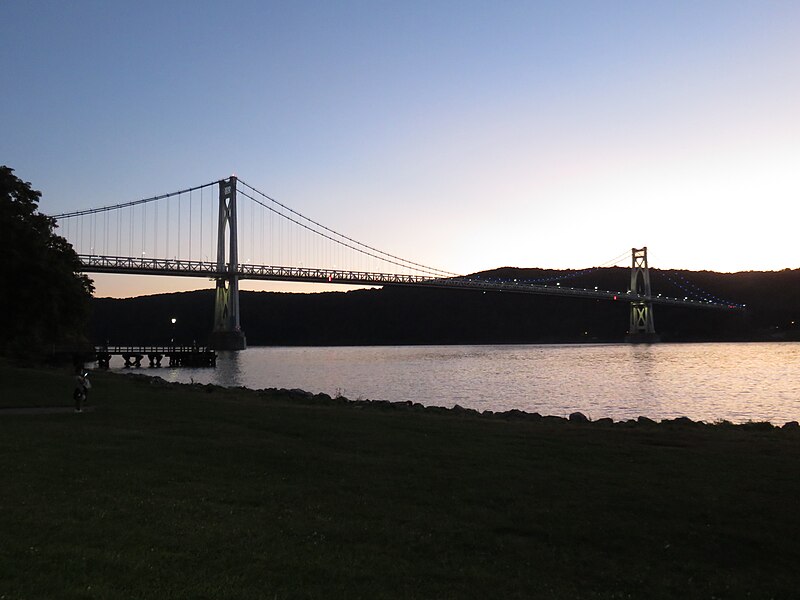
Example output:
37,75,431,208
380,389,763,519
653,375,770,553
2,361,800,599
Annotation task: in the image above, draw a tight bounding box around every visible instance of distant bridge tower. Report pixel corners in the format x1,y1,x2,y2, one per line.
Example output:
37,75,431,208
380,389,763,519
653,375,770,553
208,176,247,350
626,247,660,343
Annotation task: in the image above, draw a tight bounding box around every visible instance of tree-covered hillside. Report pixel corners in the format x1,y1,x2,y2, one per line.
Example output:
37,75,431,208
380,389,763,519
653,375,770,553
89,267,800,346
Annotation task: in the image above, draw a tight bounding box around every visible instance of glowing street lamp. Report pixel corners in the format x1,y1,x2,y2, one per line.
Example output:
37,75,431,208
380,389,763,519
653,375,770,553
170,317,177,345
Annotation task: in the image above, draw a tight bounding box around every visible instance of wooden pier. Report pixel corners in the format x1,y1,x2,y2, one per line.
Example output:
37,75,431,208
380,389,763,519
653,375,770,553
93,346,217,369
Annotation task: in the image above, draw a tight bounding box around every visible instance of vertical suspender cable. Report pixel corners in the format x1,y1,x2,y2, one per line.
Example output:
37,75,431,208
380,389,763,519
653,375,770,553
200,188,205,260
270,200,273,264
154,200,158,258
259,199,264,264
128,206,133,257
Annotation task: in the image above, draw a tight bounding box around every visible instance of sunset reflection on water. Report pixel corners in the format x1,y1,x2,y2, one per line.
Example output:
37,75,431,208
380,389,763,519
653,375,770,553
152,343,800,424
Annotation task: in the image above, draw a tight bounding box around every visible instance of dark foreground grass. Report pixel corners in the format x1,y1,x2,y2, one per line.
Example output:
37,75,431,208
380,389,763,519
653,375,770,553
1,362,799,599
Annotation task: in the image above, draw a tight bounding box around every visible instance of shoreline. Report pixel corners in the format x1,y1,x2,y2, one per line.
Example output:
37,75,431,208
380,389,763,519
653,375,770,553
118,370,800,431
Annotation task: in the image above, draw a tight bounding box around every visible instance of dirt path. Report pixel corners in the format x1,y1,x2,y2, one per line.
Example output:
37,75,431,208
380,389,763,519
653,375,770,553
0,406,96,415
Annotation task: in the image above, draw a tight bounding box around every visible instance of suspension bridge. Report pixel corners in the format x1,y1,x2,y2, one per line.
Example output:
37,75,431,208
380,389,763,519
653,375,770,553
53,176,744,349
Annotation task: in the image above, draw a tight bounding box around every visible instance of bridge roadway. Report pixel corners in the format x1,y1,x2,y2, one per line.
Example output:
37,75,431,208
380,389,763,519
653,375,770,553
77,254,742,310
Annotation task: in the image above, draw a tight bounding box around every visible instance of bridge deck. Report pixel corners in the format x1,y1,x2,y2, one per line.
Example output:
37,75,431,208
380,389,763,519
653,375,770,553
77,255,743,311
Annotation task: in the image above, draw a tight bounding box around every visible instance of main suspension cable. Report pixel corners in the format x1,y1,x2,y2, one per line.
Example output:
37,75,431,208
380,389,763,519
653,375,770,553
237,188,454,278
238,179,460,277
53,180,218,219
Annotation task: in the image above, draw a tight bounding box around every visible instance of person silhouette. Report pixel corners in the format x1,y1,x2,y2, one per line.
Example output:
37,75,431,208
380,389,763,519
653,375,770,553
73,370,90,413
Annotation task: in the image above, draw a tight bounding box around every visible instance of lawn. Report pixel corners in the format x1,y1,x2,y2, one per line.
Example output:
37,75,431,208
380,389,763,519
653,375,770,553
1,361,799,599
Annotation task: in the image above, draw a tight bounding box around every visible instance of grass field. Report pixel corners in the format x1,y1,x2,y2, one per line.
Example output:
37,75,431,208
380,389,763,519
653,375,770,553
1,360,799,599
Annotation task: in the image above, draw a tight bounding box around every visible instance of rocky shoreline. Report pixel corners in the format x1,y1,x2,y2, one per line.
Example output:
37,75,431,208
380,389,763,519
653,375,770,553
124,371,800,431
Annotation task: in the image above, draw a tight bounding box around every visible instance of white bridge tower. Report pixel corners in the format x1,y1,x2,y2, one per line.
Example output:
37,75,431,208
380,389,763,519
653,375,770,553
626,247,660,343
208,176,247,350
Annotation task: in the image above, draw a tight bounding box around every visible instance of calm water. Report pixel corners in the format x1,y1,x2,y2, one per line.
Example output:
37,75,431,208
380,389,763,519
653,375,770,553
125,343,800,424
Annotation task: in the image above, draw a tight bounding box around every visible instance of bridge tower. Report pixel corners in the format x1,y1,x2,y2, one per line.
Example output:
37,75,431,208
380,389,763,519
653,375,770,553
625,247,660,343
208,176,247,350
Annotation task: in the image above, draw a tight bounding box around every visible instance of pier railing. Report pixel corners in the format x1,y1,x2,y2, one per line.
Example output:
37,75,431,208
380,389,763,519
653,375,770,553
93,345,216,368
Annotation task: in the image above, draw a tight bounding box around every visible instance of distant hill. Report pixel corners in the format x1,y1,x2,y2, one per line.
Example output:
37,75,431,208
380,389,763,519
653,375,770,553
89,267,800,346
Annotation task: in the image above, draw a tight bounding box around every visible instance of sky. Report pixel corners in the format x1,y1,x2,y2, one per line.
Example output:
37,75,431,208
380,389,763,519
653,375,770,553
2,1,799,298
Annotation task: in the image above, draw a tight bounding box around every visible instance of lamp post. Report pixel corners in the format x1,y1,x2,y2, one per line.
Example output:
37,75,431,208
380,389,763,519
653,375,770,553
171,317,177,347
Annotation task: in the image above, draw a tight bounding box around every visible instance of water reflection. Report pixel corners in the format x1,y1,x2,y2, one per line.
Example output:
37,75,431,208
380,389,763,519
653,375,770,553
625,344,662,417
214,351,243,387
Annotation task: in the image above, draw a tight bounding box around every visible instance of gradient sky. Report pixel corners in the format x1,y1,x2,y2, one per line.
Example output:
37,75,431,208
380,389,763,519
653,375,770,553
3,1,799,297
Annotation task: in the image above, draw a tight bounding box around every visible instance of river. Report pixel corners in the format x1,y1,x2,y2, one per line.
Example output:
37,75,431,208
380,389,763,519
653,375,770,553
122,342,800,424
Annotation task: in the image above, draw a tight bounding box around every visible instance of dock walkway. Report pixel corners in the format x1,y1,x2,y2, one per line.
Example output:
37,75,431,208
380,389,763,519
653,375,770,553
94,346,217,368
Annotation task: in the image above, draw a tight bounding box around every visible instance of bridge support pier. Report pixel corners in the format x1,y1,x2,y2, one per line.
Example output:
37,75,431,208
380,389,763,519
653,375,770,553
208,176,247,351
625,247,660,343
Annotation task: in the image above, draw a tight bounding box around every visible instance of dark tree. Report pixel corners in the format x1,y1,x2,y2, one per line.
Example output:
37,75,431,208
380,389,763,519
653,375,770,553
0,166,94,353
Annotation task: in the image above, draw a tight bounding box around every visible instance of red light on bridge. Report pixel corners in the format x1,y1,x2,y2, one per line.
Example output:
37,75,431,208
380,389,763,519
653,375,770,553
613,295,618,300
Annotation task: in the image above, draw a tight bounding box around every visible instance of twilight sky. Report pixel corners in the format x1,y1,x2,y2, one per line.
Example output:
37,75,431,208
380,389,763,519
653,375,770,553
3,1,799,297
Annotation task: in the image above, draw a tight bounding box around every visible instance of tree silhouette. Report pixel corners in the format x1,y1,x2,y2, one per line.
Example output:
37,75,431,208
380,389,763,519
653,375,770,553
0,166,94,353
